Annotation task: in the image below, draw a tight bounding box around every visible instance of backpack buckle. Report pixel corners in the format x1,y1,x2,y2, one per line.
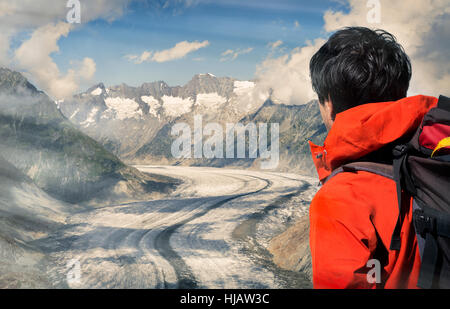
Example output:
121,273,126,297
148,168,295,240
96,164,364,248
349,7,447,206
413,209,436,237
393,144,410,158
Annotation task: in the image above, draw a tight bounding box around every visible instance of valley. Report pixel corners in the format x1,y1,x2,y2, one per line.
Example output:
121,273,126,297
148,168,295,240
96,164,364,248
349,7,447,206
40,166,316,289
0,68,320,288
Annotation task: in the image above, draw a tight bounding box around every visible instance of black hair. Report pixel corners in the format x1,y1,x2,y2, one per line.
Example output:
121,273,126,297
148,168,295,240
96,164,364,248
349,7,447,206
310,27,412,118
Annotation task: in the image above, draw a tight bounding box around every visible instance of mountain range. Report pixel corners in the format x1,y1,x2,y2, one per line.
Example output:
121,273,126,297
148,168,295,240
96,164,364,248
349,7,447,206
0,68,178,206
57,73,327,176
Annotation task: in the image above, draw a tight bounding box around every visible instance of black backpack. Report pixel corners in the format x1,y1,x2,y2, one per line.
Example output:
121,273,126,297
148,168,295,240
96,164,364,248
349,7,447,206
324,95,450,289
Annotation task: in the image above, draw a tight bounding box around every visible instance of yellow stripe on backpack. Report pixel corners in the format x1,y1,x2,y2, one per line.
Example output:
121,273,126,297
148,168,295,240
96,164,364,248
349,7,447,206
431,137,450,157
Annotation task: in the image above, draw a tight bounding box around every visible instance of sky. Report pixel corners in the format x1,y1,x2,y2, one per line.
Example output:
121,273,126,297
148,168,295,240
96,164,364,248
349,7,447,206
52,0,344,88
0,0,449,102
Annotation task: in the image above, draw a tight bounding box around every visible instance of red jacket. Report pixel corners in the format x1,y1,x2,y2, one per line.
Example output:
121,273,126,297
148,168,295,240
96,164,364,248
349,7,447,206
309,95,438,289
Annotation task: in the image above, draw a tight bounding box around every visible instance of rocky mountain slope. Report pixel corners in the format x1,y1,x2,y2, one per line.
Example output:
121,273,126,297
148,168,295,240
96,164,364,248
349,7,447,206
268,215,312,280
0,68,178,205
58,74,326,176
0,155,68,288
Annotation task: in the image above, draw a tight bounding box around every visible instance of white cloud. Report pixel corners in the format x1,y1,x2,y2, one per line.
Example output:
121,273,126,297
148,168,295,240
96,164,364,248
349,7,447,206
0,2,14,17
253,0,450,105
0,0,131,98
153,40,210,62
221,49,234,57
254,39,326,105
0,29,13,65
0,0,130,29
268,40,283,50
14,22,96,99
323,0,450,97
126,51,153,64
220,47,254,62
77,58,96,80
127,40,210,64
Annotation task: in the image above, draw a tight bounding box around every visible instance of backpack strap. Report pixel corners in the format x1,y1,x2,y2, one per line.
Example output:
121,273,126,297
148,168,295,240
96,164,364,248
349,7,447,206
322,158,406,251
322,161,394,185
389,144,415,250
438,95,450,112
414,203,450,289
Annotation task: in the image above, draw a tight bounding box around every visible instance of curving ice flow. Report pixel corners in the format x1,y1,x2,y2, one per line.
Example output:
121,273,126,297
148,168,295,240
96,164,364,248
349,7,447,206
44,166,317,289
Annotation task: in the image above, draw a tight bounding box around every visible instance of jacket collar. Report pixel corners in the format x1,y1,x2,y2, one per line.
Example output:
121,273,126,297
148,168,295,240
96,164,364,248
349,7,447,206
309,95,438,182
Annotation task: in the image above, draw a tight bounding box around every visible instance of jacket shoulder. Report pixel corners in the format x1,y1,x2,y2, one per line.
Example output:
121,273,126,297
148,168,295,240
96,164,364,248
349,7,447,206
311,170,396,219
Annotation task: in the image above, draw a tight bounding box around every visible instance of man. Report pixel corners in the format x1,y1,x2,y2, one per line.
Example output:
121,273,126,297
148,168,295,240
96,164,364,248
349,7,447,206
308,27,438,288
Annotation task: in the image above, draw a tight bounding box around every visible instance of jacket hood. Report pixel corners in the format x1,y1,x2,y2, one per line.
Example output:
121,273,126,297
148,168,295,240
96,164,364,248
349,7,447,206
309,95,438,181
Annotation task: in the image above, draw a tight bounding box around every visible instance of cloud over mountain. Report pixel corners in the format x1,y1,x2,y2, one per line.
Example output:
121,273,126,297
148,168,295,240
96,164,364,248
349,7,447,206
14,22,96,99
253,0,449,106
254,39,325,106
0,0,132,99
323,0,450,97
126,40,210,64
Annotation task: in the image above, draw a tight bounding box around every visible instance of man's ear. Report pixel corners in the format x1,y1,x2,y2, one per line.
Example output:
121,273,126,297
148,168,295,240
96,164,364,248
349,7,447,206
325,100,335,121
318,99,335,131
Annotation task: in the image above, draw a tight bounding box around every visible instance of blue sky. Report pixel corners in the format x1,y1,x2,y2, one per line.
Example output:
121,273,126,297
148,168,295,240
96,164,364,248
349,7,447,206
52,0,347,89
4,0,447,101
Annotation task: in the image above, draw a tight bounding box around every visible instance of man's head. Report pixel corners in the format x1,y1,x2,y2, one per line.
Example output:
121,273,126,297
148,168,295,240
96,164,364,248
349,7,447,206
310,27,412,130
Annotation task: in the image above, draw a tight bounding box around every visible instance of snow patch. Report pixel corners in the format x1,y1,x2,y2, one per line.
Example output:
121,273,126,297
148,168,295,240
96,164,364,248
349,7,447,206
195,93,227,109
104,97,143,120
233,81,255,96
55,99,64,109
162,95,193,118
80,107,99,127
141,95,161,117
91,87,102,96
69,108,80,120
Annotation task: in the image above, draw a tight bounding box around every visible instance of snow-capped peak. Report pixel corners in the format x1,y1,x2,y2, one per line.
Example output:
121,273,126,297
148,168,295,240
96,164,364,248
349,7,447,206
91,87,103,96
198,73,216,78
86,83,106,96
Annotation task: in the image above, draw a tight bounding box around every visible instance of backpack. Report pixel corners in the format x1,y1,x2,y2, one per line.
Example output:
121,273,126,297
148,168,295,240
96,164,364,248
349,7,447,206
323,95,450,289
